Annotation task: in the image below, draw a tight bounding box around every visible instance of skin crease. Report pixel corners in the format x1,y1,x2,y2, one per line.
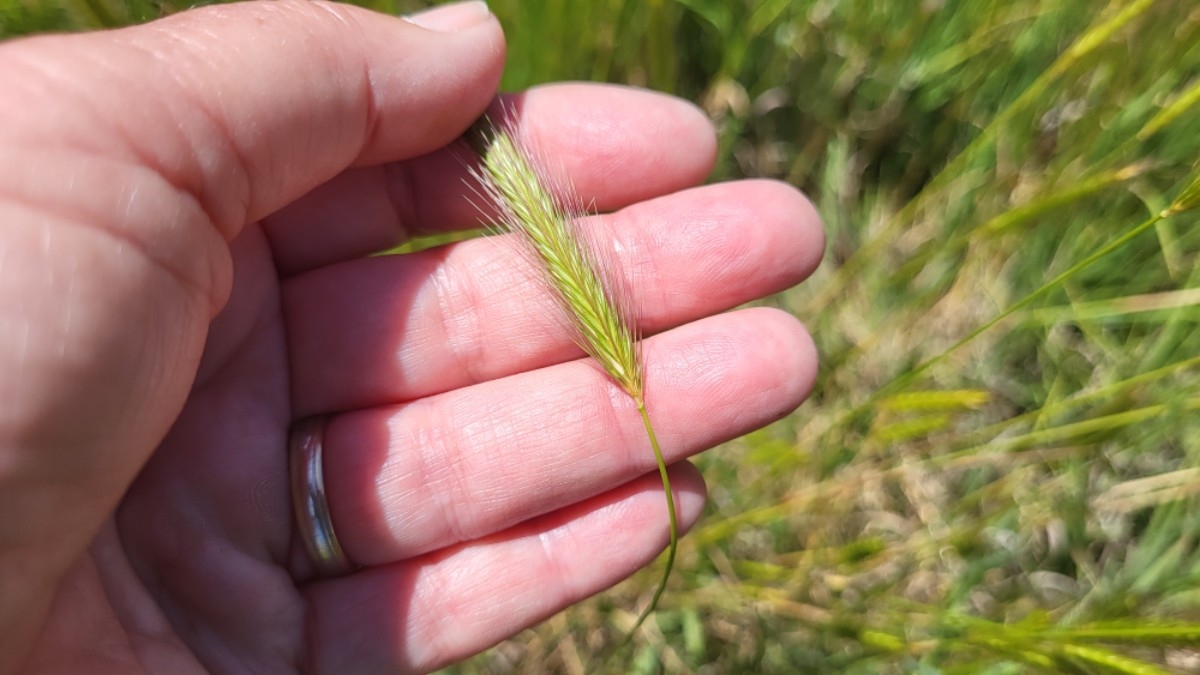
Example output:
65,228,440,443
0,1,823,674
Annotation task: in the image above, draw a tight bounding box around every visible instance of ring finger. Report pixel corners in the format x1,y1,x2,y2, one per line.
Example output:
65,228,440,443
315,306,816,566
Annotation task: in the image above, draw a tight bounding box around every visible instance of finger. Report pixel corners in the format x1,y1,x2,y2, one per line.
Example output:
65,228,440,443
285,179,823,415
318,307,815,565
306,464,708,674
263,82,717,276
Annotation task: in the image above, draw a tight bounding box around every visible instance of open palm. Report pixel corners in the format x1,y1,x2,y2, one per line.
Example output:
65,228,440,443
1,3,821,673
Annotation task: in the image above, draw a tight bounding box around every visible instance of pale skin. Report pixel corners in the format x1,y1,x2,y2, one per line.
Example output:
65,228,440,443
0,1,823,673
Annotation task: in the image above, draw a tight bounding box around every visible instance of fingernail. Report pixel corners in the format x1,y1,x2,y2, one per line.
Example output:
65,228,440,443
405,1,491,32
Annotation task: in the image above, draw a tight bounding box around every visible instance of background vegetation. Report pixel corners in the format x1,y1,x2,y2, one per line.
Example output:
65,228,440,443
4,0,1200,672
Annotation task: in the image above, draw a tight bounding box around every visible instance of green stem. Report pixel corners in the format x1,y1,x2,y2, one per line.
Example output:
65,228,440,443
625,400,678,640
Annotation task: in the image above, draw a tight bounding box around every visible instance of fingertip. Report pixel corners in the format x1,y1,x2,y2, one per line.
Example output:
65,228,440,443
783,182,827,280
620,178,823,317
678,95,720,181
711,179,825,286
746,306,821,415
784,310,821,404
636,92,719,189
746,179,826,279
343,2,508,165
508,83,718,209
645,307,819,443
402,0,494,33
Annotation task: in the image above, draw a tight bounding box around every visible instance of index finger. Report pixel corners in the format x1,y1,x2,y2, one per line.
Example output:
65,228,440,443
263,83,718,275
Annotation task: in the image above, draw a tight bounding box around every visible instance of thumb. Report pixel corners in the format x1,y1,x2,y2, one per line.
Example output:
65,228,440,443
0,0,504,665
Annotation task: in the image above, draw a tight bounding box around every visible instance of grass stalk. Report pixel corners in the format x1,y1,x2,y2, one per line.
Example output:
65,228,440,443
800,0,1157,317
859,200,1175,414
635,401,676,636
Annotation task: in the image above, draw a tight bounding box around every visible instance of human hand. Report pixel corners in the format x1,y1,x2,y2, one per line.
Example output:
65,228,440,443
0,1,822,672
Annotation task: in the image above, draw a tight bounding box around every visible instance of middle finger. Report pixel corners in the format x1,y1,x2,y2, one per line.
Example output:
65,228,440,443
283,178,822,416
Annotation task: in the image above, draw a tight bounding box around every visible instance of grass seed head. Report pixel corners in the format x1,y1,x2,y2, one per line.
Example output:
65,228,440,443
470,122,644,402
468,119,678,647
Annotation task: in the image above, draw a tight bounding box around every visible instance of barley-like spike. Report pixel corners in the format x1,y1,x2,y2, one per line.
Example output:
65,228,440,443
468,118,676,651
471,124,643,400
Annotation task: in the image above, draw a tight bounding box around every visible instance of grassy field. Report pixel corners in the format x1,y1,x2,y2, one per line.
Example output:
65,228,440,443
5,0,1200,672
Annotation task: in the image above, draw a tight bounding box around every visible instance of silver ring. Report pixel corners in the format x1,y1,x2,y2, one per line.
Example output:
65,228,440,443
289,416,356,577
